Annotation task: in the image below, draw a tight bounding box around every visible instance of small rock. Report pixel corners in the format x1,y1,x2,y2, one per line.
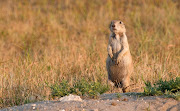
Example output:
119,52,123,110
32,107,36,110
59,94,82,102
31,104,36,107
31,104,36,110
122,98,128,101
111,102,117,106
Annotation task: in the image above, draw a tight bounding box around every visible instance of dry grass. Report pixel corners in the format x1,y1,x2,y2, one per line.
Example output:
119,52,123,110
0,0,180,108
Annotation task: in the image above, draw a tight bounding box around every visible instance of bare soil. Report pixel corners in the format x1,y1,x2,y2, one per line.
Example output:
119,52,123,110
1,93,180,111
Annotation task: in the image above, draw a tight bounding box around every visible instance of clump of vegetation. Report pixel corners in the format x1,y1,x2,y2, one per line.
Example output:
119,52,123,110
143,77,180,100
48,79,109,99
116,93,122,98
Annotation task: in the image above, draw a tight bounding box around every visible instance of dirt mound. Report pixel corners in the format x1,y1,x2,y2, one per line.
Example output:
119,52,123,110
1,93,180,111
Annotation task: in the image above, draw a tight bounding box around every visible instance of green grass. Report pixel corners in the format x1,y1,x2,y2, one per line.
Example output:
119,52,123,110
48,77,180,100
116,93,122,98
143,77,180,100
47,79,109,99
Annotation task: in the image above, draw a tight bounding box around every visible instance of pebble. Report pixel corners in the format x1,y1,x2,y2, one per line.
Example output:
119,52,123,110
111,102,117,106
31,104,36,110
31,104,36,107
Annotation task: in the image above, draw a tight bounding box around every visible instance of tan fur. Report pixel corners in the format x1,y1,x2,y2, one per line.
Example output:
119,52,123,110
106,20,133,93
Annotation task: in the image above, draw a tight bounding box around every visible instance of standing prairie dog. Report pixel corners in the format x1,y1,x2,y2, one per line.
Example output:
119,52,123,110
106,20,133,93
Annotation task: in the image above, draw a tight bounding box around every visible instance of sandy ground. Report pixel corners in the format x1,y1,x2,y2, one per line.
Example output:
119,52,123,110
1,93,180,111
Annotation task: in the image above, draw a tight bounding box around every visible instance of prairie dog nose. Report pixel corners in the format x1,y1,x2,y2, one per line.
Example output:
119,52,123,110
112,24,115,27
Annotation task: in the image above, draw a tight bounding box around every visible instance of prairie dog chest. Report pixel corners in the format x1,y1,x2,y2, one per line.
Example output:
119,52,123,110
110,35,122,53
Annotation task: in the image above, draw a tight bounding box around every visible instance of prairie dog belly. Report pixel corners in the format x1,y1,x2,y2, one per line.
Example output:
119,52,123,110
109,63,126,82
109,52,133,83
111,39,122,59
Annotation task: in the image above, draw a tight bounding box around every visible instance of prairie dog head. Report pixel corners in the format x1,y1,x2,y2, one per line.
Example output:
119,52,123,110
109,20,126,34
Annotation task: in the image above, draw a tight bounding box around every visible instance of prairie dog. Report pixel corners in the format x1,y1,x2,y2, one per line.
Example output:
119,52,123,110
106,20,133,93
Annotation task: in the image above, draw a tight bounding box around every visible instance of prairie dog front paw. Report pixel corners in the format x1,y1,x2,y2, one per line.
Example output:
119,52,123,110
112,59,118,65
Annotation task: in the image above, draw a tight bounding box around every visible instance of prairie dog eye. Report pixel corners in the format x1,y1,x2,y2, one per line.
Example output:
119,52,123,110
119,21,122,24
